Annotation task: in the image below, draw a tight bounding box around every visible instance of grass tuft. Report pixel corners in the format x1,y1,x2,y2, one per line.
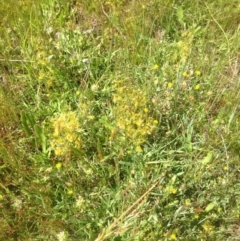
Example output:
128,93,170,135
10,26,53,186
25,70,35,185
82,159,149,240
1,0,240,240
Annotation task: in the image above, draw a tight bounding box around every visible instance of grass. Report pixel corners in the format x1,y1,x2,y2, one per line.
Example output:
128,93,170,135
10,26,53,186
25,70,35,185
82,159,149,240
1,0,240,240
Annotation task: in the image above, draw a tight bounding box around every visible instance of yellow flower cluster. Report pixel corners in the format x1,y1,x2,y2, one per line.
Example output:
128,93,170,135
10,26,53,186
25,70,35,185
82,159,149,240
50,111,82,157
110,80,158,147
177,30,194,63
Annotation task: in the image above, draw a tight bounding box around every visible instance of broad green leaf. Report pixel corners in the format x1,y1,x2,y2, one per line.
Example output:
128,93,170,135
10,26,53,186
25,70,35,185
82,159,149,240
34,125,47,153
205,202,215,212
177,7,184,26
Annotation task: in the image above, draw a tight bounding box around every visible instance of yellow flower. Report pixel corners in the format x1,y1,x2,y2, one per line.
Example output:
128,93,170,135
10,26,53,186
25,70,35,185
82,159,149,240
135,119,143,127
185,199,191,206
153,120,158,125
171,188,177,194
56,162,62,169
223,166,228,171
142,4,146,9
54,147,64,156
153,64,159,70
170,233,177,240
143,108,149,113
66,133,75,143
195,84,200,90
136,146,143,153
168,82,173,88
68,189,73,195
195,70,201,76
182,71,188,77
88,115,95,120
202,221,214,232
194,214,199,219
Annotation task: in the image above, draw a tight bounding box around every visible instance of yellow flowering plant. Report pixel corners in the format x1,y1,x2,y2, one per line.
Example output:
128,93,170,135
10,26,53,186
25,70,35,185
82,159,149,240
110,79,159,149
50,111,82,158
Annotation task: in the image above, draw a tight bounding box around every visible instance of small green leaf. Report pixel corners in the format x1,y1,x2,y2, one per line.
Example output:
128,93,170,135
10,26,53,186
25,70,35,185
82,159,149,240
171,175,177,184
21,112,31,137
201,152,213,165
205,202,215,212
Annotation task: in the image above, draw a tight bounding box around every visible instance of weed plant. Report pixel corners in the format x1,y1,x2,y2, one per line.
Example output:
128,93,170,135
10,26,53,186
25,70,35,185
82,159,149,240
1,0,240,240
